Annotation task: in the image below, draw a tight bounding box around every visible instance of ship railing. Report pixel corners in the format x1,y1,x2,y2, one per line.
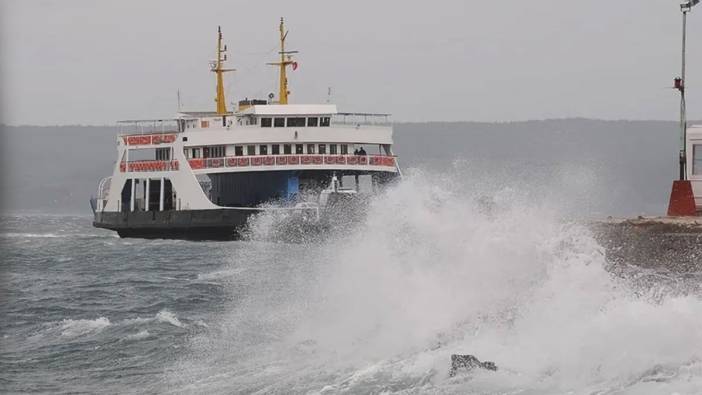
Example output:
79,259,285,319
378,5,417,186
332,113,391,127
117,119,181,136
187,154,397,169
97,177,112,199
119,160,180,172
93,176,112,212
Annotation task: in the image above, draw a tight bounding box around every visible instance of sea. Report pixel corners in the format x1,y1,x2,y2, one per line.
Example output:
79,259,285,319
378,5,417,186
2,167,702,395
1,120,702,394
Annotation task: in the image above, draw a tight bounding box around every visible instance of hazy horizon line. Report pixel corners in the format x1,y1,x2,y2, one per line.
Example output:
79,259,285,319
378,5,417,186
0,117,694,129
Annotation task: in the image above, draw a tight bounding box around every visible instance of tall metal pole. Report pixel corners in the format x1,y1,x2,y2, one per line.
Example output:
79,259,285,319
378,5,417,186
680,10,688,181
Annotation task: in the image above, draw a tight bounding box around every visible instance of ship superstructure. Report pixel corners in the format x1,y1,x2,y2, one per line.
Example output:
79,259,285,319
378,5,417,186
686,124,702,211
92,19,400,239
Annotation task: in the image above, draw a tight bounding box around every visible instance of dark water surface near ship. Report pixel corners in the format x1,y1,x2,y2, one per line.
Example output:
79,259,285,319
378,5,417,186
2,172,702,394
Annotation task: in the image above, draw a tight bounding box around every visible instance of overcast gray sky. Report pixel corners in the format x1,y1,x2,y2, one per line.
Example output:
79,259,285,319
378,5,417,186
1,0,700,125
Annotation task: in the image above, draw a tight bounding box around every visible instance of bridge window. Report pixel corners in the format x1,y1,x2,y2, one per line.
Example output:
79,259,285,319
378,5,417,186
246,145,255,155
318,144,326,154
320,117,331,127
295,144,304,154
260,144,268,155
287,117,306,127
283,144,292,154
261,117,272,127
234,146,243,156
272,144,280,155
274,117,285,127
694,145,702,175
307,144,315,154
307,117,318,127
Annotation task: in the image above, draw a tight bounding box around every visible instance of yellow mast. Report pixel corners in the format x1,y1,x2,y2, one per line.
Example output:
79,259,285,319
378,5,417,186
212,26,234,114
267,18,297,104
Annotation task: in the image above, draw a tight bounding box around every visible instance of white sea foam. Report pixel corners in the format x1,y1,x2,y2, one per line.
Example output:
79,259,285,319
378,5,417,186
1,232,64,238
125,330,150,341
157,310,185,328
168,170,702,394
60,317,111,337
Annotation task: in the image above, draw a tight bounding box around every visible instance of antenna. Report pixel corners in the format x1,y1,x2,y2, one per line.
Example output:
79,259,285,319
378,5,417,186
212,25,235,115
177,89,182,112
326,86,332,103
266,17,298,104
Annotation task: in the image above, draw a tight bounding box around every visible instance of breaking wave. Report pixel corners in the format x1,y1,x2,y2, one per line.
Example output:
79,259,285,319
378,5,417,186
60,317,111,337
166,170,702,394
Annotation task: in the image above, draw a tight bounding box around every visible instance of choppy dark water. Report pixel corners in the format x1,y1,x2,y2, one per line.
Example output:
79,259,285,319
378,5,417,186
2,174,702,394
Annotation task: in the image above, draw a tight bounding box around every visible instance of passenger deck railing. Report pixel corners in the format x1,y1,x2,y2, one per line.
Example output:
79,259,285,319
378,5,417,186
187,154,396,170
120,160,180,172
121,133,179,146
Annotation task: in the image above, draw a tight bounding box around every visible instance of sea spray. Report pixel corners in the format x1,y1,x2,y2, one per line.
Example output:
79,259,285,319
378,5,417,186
167,170,702,394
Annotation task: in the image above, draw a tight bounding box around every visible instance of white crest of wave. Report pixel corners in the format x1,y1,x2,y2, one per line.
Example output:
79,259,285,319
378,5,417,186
156,310,185,328
125,330,151,341
170,170,702,393
60,317,111,337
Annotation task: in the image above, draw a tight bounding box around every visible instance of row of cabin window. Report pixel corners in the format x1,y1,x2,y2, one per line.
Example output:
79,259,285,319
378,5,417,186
260,116,331,128
186,143,353,159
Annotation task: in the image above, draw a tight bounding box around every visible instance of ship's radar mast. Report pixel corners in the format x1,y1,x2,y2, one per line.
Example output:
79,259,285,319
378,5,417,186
267,17,298,104
212,26,235,115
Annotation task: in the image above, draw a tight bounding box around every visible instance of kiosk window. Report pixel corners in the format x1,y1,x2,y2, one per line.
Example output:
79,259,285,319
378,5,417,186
318,144,326,154
259,145,268,155
272,144,280,155
247,145,255,155
283,144,292,154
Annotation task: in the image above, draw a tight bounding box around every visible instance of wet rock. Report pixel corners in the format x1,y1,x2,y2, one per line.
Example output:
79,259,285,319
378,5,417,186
449,354,497,377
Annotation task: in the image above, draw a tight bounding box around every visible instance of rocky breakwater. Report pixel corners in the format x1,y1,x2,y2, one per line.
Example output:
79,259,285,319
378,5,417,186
591,217,702,272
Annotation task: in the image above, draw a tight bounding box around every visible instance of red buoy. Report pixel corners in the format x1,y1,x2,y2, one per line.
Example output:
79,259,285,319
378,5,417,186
667,180,697,216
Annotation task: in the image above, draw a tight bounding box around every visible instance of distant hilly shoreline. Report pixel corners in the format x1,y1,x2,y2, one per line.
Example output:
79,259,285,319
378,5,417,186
0,119,687,216
1,118,695,129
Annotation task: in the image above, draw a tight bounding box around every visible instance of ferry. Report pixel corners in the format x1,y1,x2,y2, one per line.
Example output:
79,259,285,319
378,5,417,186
91,19,401,240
